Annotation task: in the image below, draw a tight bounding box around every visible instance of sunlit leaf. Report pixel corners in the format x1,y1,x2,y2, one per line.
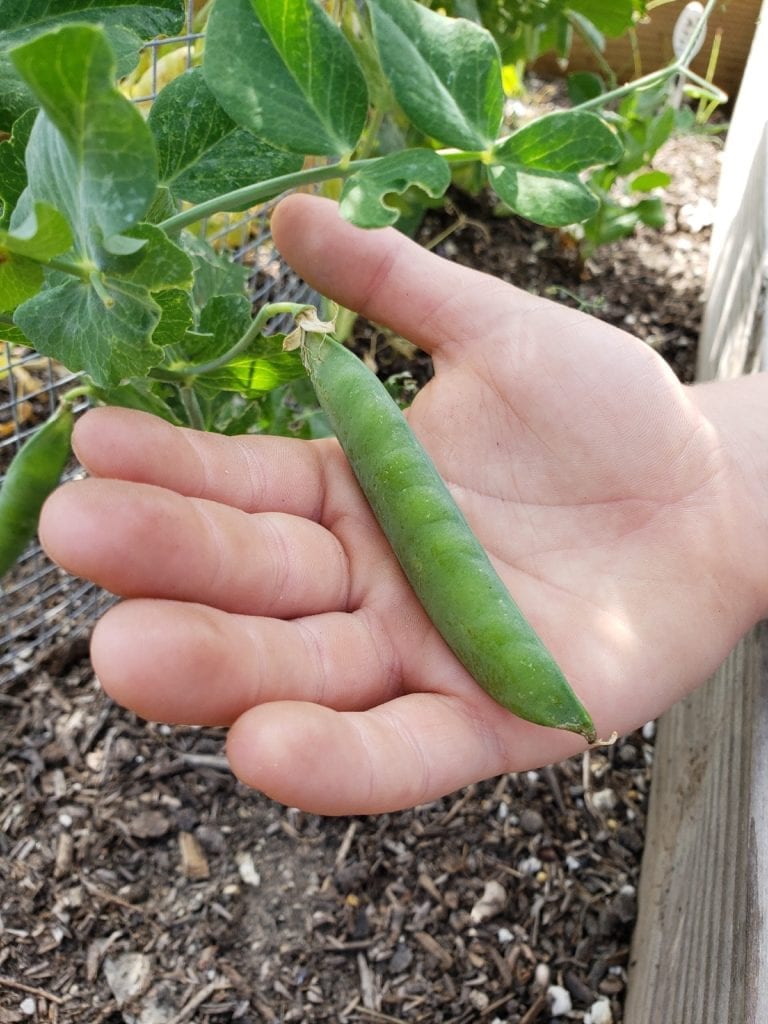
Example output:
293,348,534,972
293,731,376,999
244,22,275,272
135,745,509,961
367,0,503,150
204,0,368,156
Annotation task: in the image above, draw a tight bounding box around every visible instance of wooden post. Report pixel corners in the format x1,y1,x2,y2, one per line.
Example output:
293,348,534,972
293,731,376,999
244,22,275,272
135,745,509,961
625,2,768,1019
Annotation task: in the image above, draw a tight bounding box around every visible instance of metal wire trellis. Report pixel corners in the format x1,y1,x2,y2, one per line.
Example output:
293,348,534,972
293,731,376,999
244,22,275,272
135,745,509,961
0,2,316,682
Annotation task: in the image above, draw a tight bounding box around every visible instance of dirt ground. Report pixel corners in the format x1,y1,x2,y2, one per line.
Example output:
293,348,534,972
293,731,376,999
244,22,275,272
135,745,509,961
0,123,723,1023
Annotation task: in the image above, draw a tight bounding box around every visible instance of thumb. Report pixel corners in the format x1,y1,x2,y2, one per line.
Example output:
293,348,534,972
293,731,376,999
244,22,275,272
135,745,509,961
270,193,531,357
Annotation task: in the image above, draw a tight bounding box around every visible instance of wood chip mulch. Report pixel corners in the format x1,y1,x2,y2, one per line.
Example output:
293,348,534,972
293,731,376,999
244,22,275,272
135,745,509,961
0,125,722,1023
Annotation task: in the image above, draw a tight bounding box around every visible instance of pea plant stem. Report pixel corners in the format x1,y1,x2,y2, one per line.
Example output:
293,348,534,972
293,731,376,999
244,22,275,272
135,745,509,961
157,151,483,237
59,385,94,405
165,301,314,381
151,0,719,239
157,162,362,235
179,385,206,430
573,0,721,112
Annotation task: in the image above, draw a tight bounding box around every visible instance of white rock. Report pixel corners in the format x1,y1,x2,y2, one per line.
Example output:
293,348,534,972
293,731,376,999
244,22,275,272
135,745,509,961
586,998,613,1024
534,962,550,988
235,851,261,887
20,998,36,1016
103,952,152,1007
590,788,616,813
470,880,507,924
547,984,572,1017
497,927,514,944
642,720,656,741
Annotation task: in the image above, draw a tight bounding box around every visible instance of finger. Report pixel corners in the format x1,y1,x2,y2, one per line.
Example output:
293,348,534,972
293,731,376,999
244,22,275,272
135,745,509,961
91,600,399,724
69,405,330,517
271,193,533,356
226,694,584,815
40,478,350,616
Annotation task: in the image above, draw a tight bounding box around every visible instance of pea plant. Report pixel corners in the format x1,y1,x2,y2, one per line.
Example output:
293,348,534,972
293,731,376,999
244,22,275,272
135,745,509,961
430,0,646,79
0,0,720,732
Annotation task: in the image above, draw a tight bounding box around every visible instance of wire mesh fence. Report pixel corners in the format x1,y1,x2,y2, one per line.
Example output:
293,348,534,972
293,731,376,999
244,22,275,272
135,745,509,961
0,2,316,683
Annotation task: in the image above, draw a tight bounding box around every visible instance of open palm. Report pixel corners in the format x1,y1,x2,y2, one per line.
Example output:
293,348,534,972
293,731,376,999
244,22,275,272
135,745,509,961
40,194,765,813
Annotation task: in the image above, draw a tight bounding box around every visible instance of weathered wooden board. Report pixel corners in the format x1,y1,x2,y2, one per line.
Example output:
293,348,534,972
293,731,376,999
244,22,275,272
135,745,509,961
624,626,768,1021
624,1,768,1020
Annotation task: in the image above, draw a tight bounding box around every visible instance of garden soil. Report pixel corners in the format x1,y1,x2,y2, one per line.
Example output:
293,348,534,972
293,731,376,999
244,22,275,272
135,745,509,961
0,125,722,1023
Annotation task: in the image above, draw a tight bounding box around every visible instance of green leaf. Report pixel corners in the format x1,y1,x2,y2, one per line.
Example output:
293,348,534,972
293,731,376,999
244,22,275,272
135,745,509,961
629,170,671,193
367,0,503,151
0,202,73,310
0,109,38,228
634,196,666,229
14,275,163,385
10,25,158,259
151,287,193,347
148,68,303,205
13,223,195,378
0,0,184,48
196,339,305,397
180,234,250,310
489,111,622,226
113,223,193,291
340,149,451,228
204,0,368,157
0,252,41,310
2,202,72,262
493,111,622,173
566,71,604,106
0,55,36,133
196,294,253,357
613,105,675,177
490,166,599,226
91,380,184,424
567,0,635,37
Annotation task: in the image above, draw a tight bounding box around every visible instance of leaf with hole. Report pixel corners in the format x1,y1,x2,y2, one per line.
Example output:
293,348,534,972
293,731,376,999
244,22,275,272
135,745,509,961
340,149,451,228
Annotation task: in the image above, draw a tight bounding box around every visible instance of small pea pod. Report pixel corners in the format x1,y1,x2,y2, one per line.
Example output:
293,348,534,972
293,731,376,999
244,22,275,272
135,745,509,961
0,402,74,578
301,331,596,743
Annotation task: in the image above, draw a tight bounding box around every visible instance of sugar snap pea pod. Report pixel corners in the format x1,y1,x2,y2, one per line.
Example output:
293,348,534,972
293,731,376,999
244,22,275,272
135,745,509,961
0,402,74,579
300,332,596,743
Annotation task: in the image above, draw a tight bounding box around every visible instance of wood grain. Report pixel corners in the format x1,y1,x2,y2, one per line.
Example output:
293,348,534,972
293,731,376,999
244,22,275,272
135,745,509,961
626,3,768,1019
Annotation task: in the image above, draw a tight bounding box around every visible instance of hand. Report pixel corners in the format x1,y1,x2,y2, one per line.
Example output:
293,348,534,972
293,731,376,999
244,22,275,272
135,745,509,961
39,194,768,814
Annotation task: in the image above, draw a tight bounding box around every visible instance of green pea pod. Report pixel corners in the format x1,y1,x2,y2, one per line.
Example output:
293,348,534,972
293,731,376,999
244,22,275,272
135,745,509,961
0,402,74,579
301,332,596,743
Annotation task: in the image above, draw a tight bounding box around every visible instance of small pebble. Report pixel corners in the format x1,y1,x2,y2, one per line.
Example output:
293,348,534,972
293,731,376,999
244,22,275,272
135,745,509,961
642,720,656,741
591,788,617,813
470,880,507,924
586,998,613,1024
518,855,542,875
534,962,550,988
547,984,572,1017
520,808,544,834
618,743,637,764
20,998,36,1017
